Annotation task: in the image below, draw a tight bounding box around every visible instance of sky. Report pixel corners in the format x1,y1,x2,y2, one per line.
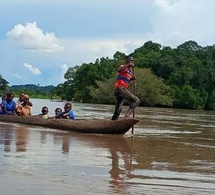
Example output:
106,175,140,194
1,0,215,86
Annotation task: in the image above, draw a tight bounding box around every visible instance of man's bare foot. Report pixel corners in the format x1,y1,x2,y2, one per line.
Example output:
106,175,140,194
124,115,132,119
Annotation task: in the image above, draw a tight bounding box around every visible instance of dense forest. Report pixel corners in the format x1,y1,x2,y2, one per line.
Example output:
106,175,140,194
1,40,215,110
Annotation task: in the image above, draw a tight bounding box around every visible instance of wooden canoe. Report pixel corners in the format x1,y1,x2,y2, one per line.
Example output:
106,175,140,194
0,115,139,134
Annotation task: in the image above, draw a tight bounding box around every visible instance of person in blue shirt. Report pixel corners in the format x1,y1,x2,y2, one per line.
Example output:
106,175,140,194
1,93,16,115
59,102,75,120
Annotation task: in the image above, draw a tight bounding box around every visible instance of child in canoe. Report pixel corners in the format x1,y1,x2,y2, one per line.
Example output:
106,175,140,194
37,106,49,119
16,95,31,116
16,92,33,107
56,103,75,120
54,107,62,118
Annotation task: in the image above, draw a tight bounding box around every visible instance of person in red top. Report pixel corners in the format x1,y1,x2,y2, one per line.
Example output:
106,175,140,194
111,56,140,120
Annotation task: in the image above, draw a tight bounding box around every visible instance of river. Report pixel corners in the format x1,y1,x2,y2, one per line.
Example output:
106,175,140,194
0,98,215,195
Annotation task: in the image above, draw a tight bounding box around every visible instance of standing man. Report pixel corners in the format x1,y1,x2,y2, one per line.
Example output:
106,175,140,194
112,56,140,120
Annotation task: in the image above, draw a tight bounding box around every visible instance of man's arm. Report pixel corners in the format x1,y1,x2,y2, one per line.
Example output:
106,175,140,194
117,62,134,72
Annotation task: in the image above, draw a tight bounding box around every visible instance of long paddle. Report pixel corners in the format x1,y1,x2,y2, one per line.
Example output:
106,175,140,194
131,66,137,135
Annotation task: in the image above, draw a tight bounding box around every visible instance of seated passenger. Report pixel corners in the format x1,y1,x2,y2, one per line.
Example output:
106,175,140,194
16,95,32,116
37,106,49,119
16,92,33,107
59,103,75,120
1,93,16,115
54,107,62,118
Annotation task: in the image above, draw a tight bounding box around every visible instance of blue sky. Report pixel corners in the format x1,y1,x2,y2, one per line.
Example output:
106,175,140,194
1,0,215,86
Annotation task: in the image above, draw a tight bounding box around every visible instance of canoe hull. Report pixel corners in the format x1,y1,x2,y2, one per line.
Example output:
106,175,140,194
0,115,139,134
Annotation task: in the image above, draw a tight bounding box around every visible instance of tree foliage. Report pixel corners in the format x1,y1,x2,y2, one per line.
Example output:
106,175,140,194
134,68,173,106
0,74,9,95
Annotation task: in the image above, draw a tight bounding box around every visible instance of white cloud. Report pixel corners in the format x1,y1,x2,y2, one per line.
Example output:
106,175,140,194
23,63,41,75
7,22,63,53
150,0,215,46
61,37,148,64
12,74,22,80
154,0,180,7
60,64,69,81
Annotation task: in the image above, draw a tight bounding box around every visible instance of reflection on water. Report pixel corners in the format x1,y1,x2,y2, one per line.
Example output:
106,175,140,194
16,126,28,152
0,125,13,153
0,102,215,194
61,134,71,154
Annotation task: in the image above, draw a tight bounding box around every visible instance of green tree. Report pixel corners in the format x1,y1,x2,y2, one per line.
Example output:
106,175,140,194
64,65,80,80
0,75,9,95
89,68,173,107
59,57,116,102
134,68,173,106
172,85,205,109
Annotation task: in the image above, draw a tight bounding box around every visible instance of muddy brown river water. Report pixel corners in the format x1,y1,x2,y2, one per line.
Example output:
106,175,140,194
0,99,214,195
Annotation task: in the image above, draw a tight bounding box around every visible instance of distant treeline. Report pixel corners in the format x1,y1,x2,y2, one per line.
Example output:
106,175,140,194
11,84,55,92
0,83,58,99
10,84,56,99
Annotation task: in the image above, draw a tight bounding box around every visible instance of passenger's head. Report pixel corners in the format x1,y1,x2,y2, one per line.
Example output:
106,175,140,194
6,93,14,102
55,108,62,115
41,106,49,115
64,103,72,112
19,92,26,101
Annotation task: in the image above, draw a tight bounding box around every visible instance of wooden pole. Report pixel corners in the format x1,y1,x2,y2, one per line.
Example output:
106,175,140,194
131,67,136,135
129,135,134,170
